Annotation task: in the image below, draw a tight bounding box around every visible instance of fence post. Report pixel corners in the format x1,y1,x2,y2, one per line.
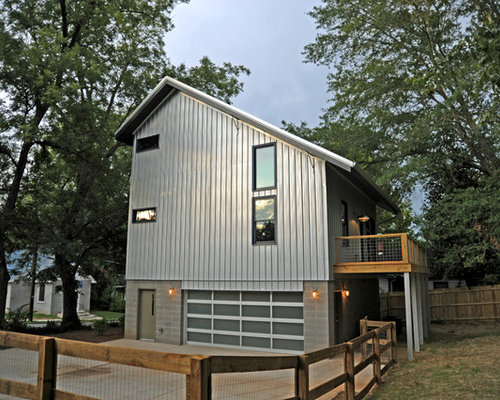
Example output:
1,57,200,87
37,337,56,400
373,330,381,385
297,355,309,400
391,321,398,363
360,317,368,360
345,342,355,400
187,356,211,400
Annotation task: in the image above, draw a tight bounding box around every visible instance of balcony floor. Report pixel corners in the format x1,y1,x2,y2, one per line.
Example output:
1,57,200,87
333,262,428,274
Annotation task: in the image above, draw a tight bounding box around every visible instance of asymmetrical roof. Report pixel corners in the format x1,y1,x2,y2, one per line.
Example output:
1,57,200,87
115,76,398,214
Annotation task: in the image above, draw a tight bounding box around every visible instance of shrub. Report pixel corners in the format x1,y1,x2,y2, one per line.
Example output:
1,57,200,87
109,296,125,313
5,305,29,331
93,318,108,336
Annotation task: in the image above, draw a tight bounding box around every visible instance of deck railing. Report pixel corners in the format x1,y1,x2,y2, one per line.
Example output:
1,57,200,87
335,233,427,271
0,319,397,400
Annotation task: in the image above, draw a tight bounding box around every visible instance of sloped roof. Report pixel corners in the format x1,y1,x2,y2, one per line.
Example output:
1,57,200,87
115,77,399,214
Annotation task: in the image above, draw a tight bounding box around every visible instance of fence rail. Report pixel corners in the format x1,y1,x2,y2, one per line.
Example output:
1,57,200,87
381,284,500,322
0,320,397,400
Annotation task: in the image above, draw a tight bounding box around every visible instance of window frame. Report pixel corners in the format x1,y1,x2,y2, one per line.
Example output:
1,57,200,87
252,195,277,245
135,134,159,153
132,207,157,223
252,143,277,191
38,283,45,302
341,200,349,246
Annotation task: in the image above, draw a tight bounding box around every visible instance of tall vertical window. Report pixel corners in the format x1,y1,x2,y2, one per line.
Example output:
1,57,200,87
341,201,349,246
253,196,276,244
253,143,276,190
38,283,45,302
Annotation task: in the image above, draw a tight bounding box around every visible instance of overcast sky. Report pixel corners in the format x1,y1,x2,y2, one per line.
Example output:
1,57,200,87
164,0,329,128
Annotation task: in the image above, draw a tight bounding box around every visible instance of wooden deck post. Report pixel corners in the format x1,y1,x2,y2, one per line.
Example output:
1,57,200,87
403,272,414,361
37,337,56,400
360,318,368,360
297,355,309,400
416,274,424,346
373,331,381,385
187,356,211,400
345,342,355,400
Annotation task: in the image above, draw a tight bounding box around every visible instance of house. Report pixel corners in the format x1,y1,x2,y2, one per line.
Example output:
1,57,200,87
6,274,95,316
115,77,429,355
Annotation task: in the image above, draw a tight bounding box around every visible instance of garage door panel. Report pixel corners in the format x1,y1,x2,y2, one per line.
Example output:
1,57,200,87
186,291,304,353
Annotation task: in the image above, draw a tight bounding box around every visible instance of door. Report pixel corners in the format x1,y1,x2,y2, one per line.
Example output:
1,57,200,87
334,291,342,343
138,290,156,340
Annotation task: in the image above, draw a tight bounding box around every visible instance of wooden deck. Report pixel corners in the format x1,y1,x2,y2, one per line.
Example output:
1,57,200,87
334,233,428,274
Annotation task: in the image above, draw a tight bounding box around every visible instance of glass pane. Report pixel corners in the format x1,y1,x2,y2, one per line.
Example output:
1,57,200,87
214,304,240,316
242,336,271,349
255,145,275,189
254,198,275,220
242,321,270,334
242,305,270,317
273,306,303,319
188,332,211,343
273,338,304,351
188,318,211,330
214,319,240,332
273,322,303,336
273,292,303,303
242,292,270,302
214,334,240,346
214,291,239,301
188,303,211,315
188,291,212,300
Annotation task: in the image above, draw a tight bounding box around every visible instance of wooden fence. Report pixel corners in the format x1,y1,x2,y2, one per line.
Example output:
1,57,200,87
381,284,500,322
0,320,397,400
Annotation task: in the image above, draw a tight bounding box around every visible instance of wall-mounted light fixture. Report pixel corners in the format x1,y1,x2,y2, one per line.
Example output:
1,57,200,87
168,288,175,296
312,289,319,299
342,288,350,297
358,214,370,223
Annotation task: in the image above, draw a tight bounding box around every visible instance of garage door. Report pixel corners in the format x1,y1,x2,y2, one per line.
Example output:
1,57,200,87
186,291,304,353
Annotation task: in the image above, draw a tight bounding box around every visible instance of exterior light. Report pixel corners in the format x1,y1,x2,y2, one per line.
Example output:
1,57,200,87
168,288,175,295
343,288,350,297
358,215,370,223
312,289,319,298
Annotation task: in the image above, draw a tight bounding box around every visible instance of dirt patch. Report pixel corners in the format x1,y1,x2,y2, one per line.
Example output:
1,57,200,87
47,326,124,343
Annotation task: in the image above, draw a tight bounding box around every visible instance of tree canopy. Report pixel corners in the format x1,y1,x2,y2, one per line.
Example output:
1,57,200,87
0,0,249,326
302,0,499,283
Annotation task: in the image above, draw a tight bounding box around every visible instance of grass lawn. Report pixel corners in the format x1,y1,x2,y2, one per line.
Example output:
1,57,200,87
90,310,124,320
33,313,60,320
367,323,500,400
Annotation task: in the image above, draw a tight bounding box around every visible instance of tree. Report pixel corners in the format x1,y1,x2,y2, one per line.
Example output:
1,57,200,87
0,0,250,327
303,0,499,281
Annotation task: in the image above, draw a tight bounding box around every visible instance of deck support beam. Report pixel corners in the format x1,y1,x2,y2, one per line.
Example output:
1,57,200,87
410,273,420,352
403,272,414,361
416,274,424,346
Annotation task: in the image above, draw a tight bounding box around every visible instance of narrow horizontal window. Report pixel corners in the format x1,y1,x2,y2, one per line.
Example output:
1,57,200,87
253,143,276,190
132,207,157,223
136,134,159,152
253,196,276,244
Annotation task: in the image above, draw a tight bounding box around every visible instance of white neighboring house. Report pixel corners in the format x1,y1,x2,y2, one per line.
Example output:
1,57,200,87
6,274,95,316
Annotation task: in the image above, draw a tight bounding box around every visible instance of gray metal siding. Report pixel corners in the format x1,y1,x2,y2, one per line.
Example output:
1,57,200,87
126,92,329,290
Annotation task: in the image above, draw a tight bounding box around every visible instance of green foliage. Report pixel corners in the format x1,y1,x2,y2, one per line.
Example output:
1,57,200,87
4,305,29,331
303,0,499,280
93,318,108,336
109,296,125,313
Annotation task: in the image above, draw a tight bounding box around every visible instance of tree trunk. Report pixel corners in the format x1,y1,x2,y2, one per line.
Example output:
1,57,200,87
0,231,9,326
28,249,38,322
55,254,81,329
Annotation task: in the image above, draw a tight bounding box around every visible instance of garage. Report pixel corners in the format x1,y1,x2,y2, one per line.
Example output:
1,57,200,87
186,291,304,353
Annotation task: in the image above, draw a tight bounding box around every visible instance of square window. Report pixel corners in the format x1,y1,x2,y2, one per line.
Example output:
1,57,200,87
132,208,157,223
253,196,276,244
253,143,276,190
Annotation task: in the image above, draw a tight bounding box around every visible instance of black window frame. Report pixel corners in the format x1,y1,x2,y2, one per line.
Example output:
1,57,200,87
252,195,277,245
252,143,277,191
132,207,157,223
136,134,159,153
341,200,349,246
